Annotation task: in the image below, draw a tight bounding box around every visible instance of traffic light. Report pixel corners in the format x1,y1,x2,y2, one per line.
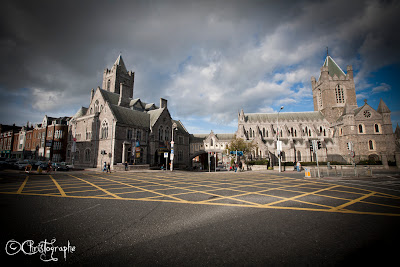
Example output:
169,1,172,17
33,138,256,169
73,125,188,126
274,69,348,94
317,141,322,149
309,142,313,151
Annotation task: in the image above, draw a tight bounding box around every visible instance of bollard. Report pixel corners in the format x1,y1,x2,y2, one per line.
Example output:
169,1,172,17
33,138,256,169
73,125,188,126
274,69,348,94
341,166,343,177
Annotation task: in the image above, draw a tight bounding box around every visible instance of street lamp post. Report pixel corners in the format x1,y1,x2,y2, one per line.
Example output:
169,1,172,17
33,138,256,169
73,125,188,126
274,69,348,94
171,122,177,171
277,106,284,172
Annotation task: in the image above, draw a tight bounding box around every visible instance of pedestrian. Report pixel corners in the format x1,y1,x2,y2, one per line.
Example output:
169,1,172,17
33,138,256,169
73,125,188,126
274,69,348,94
234,164,238,172
297,161,301,172
47,160,52,174
107,162,111,173
125,161,128,171
103,162,107,172
239,161,243,172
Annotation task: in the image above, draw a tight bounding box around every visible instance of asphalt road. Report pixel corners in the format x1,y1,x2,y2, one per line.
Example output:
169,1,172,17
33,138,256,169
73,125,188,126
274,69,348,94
1,169,400,266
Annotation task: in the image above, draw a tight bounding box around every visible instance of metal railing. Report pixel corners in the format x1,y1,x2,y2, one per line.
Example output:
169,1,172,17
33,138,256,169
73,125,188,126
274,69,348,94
305,165,373,178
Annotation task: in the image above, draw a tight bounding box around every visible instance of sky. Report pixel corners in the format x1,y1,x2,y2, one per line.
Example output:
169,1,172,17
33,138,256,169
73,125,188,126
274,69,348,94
1,0,400,134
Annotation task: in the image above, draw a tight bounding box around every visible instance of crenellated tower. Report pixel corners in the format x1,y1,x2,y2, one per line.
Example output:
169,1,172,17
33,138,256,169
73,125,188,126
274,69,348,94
102,54,135,99
311,54,357,123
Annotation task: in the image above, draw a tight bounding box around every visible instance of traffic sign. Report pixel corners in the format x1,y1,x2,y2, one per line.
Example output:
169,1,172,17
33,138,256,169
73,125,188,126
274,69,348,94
164,152,168,158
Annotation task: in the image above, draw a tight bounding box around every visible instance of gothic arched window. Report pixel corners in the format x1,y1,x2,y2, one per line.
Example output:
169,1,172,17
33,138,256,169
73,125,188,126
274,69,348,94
335,84,345,103
94,100,99,113
101,120,108,139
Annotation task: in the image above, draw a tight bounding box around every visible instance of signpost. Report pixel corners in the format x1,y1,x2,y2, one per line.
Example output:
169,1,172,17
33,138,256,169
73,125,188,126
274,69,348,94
164,152,168,170
312,140,321,178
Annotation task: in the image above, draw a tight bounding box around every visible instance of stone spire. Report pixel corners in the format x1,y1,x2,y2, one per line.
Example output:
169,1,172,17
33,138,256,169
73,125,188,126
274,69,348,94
377,98,391,113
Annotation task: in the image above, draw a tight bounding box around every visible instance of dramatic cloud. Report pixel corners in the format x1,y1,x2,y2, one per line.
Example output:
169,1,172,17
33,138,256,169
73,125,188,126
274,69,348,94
0,0,399,132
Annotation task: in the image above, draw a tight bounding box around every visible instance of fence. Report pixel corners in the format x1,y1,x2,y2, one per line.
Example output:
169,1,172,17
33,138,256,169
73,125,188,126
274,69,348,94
304,165,373,178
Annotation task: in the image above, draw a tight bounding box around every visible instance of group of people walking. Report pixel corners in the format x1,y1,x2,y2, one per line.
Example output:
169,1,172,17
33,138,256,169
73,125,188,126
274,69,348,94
103,162,111,173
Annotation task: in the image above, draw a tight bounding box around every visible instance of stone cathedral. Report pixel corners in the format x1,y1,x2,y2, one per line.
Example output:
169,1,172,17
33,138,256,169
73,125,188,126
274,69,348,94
237,54,397,165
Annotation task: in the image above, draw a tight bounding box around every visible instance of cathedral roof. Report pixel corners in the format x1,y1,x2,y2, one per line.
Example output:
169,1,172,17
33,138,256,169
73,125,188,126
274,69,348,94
73,107,88,118
322,56,346,78
244,111,325,123
109,104,150,128
377,98,391,113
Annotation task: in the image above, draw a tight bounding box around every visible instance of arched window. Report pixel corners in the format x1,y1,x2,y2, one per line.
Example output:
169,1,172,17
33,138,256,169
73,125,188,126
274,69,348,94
297,151,302,161
210,139,214,146
165,127,170,141
294,129,297,137
158,126,163,141
263,128,265,137
266,130,269,137
94,100,99,113
358,124,364,134
101,120,109,139
309,129,311,137
249,128,252,138
374,124,380,133
335,84,345,103
107,79,111,90
84,149,91,162
369,140,375,150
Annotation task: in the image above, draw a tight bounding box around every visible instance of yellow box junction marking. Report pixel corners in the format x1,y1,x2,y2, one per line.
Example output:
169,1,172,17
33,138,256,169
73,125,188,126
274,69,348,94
17,176,29,194
50,175,67,197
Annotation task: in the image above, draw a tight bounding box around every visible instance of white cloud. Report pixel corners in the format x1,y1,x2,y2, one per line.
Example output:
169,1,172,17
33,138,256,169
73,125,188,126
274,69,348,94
371,83,391,93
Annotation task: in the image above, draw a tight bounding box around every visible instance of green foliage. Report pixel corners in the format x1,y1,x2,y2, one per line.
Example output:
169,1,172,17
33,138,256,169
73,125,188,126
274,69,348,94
228,136,256,154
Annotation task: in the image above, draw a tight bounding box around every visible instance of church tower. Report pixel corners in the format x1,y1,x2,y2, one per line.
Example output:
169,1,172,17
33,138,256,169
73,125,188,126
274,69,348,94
102,55,135,99
311,53,357,123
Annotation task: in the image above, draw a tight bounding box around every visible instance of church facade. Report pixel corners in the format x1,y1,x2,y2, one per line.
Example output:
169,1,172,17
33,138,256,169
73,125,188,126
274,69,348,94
67,55,190,169
237,55,397,165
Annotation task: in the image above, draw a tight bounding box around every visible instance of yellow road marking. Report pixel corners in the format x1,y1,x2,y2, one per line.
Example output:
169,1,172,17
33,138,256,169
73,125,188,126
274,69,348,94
264,185,341,206
68,174,121,199
103,173,263,206
17,176,29,194
331,192,376,211
50,175,66,197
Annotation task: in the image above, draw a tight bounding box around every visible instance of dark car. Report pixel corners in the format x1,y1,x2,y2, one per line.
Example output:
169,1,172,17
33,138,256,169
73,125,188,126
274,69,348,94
52,162,69,171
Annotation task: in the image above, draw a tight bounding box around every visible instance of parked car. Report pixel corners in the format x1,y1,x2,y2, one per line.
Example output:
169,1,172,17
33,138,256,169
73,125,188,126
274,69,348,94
15,160,31,170
52,162,69,171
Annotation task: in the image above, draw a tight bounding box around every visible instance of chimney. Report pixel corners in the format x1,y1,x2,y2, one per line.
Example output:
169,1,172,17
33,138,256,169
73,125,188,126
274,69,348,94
160,98,167,109
118,83,130,107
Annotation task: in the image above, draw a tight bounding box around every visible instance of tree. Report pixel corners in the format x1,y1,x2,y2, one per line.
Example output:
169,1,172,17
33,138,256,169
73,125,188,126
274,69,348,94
228,136,255,155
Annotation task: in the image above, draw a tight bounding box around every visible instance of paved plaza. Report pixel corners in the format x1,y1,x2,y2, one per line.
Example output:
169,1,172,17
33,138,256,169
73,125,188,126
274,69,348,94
1,169,400,265
1,170,400,217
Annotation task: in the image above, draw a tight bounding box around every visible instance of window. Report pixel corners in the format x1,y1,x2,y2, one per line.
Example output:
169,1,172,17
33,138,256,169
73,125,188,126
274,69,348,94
107,79,111,90
95,100,99,113
374,124,381,134
368,140,375,150
178,150,183,162
335,84,345,103
84,149,91,162
137,129,142,141
101,120,109,139
210,139,214,146
249,128,252,138
263,128,265,137
127,129,132,140
158,126,163,141
358,124,364,134
318,89,323,107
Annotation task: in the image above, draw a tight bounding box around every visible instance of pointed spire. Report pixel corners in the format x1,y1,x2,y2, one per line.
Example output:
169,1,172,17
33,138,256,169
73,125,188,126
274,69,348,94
114,54,127,72
377,98,391,113
322,54,346,78
395,124,400,138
